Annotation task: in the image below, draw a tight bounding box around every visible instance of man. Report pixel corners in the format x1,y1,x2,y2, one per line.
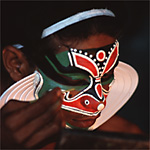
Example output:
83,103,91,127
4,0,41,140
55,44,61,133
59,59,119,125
1,1,143,149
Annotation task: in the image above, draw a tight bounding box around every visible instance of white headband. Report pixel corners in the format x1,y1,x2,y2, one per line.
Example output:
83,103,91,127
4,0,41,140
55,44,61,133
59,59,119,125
13,44,24,49
14,9,115,49
41,9,115,39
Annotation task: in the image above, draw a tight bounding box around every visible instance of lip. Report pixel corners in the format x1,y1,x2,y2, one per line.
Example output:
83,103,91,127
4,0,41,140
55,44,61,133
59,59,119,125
62,109,101,129
71,118,96,129
73,115,99,121
70,114,101,128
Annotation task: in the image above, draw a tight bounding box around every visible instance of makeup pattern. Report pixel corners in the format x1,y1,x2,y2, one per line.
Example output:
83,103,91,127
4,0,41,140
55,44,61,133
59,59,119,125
61,41,119,116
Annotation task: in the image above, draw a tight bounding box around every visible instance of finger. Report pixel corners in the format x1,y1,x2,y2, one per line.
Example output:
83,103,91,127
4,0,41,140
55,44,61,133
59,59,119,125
1,100,29,115
13,104,62,144
5,88,63,131
39,87,64,104
24,113,63,148
60,109,66,128
1,87,62,116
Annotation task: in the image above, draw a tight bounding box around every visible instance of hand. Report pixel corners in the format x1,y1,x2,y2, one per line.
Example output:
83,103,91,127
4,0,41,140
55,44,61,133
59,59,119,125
1,87,65,149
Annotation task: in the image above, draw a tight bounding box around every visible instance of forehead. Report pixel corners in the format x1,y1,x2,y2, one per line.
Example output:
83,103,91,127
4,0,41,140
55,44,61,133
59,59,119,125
73,34,116,49
57,34,116,54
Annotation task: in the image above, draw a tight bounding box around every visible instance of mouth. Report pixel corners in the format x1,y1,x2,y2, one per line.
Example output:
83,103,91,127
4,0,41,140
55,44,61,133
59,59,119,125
73,115,99,121
70,113,101,129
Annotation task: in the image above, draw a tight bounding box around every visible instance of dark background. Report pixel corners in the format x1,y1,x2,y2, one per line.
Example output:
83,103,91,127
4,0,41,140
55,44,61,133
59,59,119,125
117,1,149,134
1,1,149,134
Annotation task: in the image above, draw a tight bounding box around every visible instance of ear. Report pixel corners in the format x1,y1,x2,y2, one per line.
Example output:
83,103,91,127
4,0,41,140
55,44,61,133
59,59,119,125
2,46,35,81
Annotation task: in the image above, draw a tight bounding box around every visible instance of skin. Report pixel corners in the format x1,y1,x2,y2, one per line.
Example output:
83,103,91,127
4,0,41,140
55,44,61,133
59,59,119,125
60,34,116,128
1,34,143,149
1,46,65,148
1,88,65,148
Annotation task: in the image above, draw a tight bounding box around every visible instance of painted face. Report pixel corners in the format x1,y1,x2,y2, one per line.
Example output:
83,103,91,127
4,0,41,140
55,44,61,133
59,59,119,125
37,34,119,129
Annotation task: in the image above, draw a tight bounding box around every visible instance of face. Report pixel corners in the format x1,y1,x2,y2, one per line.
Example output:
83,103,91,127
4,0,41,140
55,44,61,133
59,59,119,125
61,34,117,128
38,34,119,129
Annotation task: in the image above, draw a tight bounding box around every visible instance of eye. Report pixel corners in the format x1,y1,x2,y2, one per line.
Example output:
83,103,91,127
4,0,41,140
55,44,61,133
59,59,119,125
102,70,113,79
101,69,114,85
103,73,111,78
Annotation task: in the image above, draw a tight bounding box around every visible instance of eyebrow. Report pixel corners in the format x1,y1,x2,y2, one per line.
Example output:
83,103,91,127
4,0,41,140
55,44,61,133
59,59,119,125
66,41,116,53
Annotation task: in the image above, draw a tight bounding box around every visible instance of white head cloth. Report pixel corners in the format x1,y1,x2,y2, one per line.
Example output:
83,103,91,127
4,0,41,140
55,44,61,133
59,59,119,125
41,9,115,38
13,9,115,48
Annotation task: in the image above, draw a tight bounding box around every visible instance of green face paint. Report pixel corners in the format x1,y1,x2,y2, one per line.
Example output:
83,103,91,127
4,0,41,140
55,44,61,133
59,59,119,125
101,75,114,85
45,55,90,80
38,49,115,98
38,50,93,97
38,69,89,97
55,51,70,67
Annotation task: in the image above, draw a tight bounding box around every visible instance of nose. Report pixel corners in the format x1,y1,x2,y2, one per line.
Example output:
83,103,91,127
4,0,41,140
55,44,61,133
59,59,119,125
95,82,104,100
94,81,105,111
97,103,105,111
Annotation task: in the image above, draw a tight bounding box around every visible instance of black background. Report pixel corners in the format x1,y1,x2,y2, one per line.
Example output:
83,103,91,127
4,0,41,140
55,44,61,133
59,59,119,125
117,1,149,134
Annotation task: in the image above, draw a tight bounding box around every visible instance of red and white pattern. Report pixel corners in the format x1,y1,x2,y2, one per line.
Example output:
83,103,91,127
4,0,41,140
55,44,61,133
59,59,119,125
96,50,106,62
62,41,119,116
101,42,119,76
71,52,99,78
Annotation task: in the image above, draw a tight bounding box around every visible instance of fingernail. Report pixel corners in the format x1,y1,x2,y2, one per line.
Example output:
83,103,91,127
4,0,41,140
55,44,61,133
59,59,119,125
56,88,61,96
60,93,65,99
